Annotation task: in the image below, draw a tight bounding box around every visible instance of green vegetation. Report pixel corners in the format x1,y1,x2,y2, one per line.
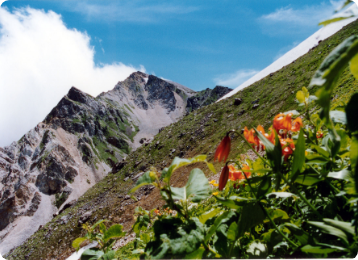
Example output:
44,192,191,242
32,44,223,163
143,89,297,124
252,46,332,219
54,192,69,209
6,17,358,260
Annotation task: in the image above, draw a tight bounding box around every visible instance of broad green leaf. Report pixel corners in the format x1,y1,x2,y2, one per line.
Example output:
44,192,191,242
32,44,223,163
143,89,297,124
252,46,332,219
205,211,235,243
81,248,104,260
296,91,305,103
91,219,108,230
237,203,265,237
327,168,350,181
99,223,106,234
301,244,337,254
284,223,308,245
295,174,322,186
312,145,329,158
100,251,116,260
169,168,211,203
104,224,125,243
215,196,256,210
256,175,272,199
336,129,348,149
184,247,206,259
227,222,239,241
350,53,358,80
323,218,355,236
255,129,282,172
129,171,153,194
305,154,329,165
291,129,305,182
307,221,348,244
266,192,298,199
261,229,275,243
161,155,215,183
72,237,88,250
265,208,290,223
318,16,353,27
199,208,222,224
309,35,358,126
141,233,151,244
330,111,347,124
350,137,358,193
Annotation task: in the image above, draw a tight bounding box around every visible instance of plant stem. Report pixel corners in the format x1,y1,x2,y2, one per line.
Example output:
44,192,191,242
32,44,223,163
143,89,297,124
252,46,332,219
290,185,323,220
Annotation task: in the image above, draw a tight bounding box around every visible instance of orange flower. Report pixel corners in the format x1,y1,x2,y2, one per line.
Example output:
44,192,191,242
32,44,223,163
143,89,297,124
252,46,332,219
228,165,243,181
273,113,292,132
264,127,276,144
291,117,303,132
214,134,231,162
316,131,323,138
219,165,230,191
242,164,251,178
280,138,295,161
257,125,265,134
244,127,260,146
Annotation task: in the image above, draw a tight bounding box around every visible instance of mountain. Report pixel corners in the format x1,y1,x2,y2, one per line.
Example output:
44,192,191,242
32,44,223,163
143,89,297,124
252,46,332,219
0,72,230,254
4,18,358,260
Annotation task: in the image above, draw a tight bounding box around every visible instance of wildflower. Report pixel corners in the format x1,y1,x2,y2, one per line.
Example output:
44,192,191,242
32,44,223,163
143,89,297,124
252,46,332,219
291,117,303,132
219,164,230,191
209,180,219,187
316,130,323,138
273,113,292,133
228,165,243,181
242,164,251,178
214,134,231,162
154,209,161,216
280,138,295,161
212,191,219,196
264,127,275,144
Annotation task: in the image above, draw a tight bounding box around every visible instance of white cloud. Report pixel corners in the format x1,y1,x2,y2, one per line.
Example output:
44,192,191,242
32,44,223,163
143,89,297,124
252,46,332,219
214,69,259,88
259,1,343,35
65,0,199,23
0,7,145,147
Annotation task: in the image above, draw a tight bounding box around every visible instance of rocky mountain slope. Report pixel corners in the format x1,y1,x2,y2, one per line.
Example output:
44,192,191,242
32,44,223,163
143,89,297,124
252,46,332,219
0,72,230,254
4,19,358,260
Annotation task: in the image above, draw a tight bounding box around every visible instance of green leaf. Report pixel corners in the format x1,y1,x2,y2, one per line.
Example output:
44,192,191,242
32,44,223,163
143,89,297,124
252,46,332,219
323,218,355,236
291,129,305,182
72,237,88,250
205,211,235,243
184,247,206,259
305,154,329,165
301,245,337,254
129,171,153,194
330,111,347,124
265,208,290,223
284,223,308,245
81,248,104,260
309,35,358,126
161,155,214,183
237,203,265,237
312,145,329,158
302,87,309,98
350,52,358,80
91,219,108,230
99,251,116,260
255,129,282,172
169,168,211,203
227,222,239,241
307,221,348,244
318,16,353,27
99,223,106,234
350,137,358,194
198,208,222,224
295,174,322,186
327,168,351,181
215,196,256,210
103,224,125,243
256,175,272,199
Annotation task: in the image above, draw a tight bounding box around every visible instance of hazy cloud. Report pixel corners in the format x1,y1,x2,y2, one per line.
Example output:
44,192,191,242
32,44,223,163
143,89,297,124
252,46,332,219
214,69,259,88
0,7,145,146
65,0,199,23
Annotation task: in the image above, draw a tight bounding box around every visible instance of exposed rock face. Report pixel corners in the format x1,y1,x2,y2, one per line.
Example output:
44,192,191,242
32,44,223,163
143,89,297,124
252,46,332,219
186,85,232,112
0,71,226,254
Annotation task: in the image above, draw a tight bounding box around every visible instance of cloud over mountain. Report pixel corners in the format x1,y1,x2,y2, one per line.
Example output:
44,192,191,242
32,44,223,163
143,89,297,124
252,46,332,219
0,7,144,147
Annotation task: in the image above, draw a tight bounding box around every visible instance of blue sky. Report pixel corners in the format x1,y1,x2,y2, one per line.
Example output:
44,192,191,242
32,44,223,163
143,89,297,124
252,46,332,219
0,0,346,146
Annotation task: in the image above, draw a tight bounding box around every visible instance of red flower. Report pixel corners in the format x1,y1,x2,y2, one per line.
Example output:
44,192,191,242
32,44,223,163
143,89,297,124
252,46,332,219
280,138,295,161
219,165,230,191
264,127,275,144
316,131,323,138
214,134,231,162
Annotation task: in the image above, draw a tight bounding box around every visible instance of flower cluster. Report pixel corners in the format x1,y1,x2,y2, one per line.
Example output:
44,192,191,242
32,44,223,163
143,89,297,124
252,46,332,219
229,164,251,189
154,207,174,216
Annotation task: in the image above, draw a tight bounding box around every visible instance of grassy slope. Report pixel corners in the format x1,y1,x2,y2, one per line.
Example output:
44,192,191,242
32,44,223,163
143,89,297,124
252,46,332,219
6,19,358,260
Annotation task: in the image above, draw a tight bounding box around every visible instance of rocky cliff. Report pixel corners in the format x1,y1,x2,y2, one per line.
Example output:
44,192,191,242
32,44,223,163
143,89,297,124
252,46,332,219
0,71,227,254
186,85,232,112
